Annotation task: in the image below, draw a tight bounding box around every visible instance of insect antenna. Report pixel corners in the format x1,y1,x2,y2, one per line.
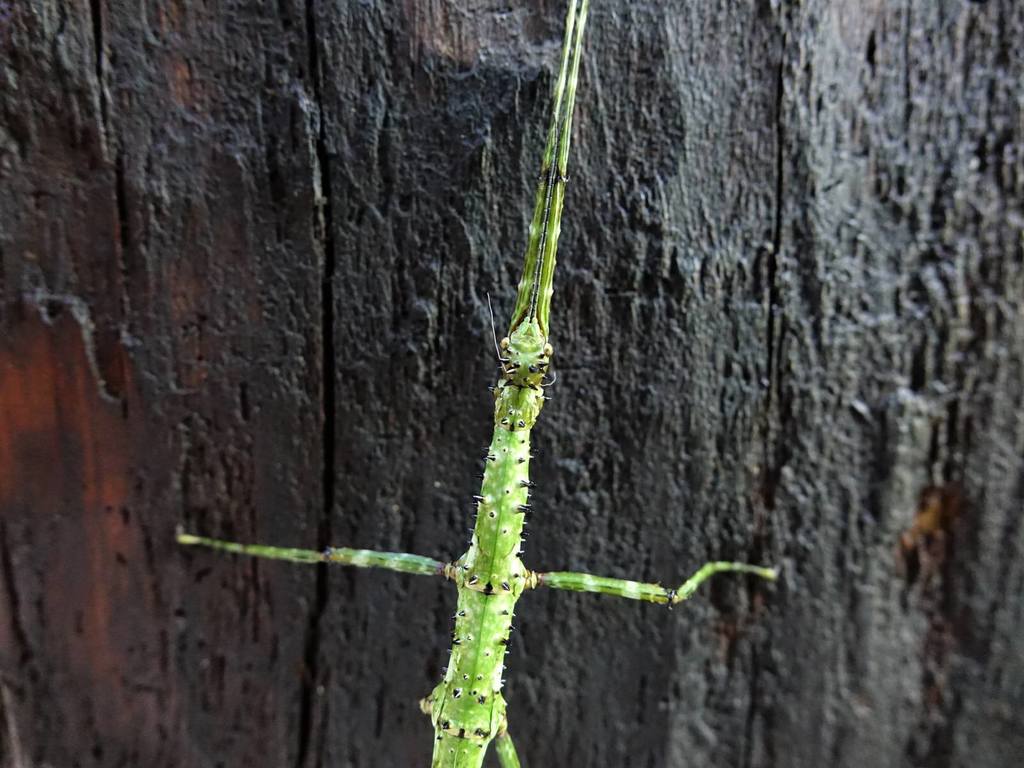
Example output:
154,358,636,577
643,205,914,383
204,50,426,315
486,293,510,364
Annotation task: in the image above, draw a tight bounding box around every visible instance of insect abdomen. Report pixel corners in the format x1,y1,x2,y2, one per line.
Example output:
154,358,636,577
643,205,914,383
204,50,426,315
431,731,490,768
429,422,533,763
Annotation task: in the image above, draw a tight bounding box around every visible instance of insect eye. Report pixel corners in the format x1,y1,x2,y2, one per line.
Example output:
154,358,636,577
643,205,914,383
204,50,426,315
500,337,510,350
543,343,553,357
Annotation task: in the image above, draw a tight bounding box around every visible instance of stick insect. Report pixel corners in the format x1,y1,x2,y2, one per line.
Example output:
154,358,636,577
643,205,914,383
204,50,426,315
178,1,777,765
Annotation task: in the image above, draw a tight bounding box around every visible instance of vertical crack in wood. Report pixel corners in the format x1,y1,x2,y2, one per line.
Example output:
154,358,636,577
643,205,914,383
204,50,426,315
745,16,789,768
88,0,108,131
0,680,28,768
114,152,132,323
902,3,913,138
296,1,335,766
759,16,790,518
764,31,786,422
741,648,763,768
0,522,31,665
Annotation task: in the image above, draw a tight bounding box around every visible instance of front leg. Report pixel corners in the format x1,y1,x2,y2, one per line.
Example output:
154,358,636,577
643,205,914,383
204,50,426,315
534,561,778,605
176,528,447,577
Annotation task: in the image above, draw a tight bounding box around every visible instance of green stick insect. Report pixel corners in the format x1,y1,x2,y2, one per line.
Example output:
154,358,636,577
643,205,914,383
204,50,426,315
178,1,777,765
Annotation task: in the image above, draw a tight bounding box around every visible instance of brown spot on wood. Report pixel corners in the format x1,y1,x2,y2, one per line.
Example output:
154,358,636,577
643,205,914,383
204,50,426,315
898,484,966,740
169,59,195,107
402,0,479,65
156,0,186,34
714,617,740,665
0,306,165,751
399,0,556,70
899,484,963,588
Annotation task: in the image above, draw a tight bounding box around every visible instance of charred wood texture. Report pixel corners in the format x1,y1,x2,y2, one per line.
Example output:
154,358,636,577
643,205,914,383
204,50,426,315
1,2,1021,767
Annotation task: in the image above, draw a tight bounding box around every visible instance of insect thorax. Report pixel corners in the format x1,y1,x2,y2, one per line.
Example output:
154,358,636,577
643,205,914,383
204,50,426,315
496,320,551,430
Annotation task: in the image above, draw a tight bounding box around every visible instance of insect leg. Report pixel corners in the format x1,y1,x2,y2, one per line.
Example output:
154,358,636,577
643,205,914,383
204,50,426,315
534,562,777,604
494,729,522,768
176,528,447,577
671,561,778,604
533,571,671,603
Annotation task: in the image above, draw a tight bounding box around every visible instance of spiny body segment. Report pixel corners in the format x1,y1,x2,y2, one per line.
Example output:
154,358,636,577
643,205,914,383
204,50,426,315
177,2,777,766
426,324,549,766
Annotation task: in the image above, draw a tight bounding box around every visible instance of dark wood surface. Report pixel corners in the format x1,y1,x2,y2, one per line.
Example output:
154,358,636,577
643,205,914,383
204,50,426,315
1,2,1021,766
